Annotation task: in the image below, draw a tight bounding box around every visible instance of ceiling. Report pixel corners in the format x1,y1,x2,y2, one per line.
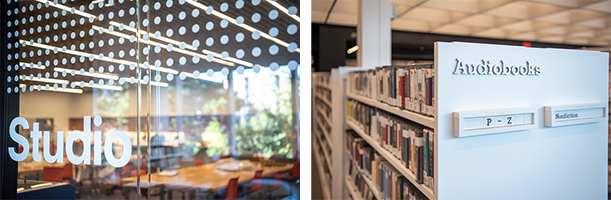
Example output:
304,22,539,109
312,0,611,48
7,0,299,92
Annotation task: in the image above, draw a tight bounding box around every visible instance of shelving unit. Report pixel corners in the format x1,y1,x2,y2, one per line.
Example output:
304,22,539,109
347,119,435,199
345,150,383,200
346,93,435,128
331,42,608,199
312,72,333,199
344,177,363,200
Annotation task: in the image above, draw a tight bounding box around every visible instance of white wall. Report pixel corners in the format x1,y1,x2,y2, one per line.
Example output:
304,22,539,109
436,42,608,199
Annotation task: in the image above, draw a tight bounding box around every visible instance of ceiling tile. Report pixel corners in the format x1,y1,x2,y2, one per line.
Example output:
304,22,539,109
332,0,359,15
456,15,496,28
472,28,506,39
537,35,564,43
420,0,480,13
594,29,611,39
312,10,328,24
390,0,426,7
483,2,529,19
537,26,566,35
569,30,596,38
525,0,580,8
326,12,358,27
508,32,536,41
564,36,589,45
535,10,570,24
575,18,610,29
431,24,471,35
502,20,534,31
312,0,336,12
588,38,611,46
582,0,611,13
391,19,431,32
401,7,454,23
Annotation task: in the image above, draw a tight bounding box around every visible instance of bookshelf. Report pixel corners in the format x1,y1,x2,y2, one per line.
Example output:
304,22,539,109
347,119,435,198
334,42,608,199
346,149,383,200
345,177,362,200
312,72,333,200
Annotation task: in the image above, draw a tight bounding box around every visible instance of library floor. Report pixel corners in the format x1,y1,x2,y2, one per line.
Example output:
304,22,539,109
311,150,324,200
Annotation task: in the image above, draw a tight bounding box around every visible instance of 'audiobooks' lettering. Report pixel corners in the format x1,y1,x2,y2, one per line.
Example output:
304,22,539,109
453,59,540,76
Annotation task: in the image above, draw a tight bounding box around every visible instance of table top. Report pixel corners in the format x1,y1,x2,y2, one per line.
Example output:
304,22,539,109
18,163,66,174
121,162,294,191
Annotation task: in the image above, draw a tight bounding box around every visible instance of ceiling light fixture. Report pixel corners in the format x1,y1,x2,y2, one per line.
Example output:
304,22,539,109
266,0,300,22
120,77,169,87
20,84,84,94
108,21,197,51
347,45,359,54
36,0,97,18
54,67,119,80
97,25,240,67
19,62,46,70
20,39,178,74
185,0,300,53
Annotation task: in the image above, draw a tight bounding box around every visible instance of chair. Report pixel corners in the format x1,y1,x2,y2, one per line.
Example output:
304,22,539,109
267,172,283,199
225,177,239,200
246,170,264,199
285,161,300,181
62,164,73,180
43,166,63,182
283,161,300,196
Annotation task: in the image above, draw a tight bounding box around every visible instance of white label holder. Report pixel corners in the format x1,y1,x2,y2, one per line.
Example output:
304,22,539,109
453,107,537,137
544,103,607,127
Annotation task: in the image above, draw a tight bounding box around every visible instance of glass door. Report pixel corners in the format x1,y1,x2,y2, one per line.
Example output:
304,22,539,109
2,0,300,199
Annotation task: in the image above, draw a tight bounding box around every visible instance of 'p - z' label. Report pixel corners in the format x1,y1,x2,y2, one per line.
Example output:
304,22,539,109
544,104,607,127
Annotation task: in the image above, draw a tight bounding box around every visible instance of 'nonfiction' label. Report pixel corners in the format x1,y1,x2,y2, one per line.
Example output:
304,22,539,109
555,113,578,119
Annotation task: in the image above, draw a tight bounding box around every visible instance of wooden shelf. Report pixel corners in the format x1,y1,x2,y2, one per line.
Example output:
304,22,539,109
313,142,333,200
315,117,333,149
317,106,332,125
316,83,332,90
316,94,332,107
314,130,332,169
346,92,435,129
347,119,436,200
346,152,383,200
345,177,363,200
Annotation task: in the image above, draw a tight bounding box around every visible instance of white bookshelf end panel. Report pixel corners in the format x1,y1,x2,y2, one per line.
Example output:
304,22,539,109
544,103,607,127
453,107,536,137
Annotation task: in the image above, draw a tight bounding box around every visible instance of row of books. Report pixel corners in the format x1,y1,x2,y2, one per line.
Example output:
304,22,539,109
314,73,330,87
349,164,377,200
348,64,435,117
316,85,332,103
347,100,375,136
346,131,429,200
315,98,332,123
347,99,435,191
377,159,428,200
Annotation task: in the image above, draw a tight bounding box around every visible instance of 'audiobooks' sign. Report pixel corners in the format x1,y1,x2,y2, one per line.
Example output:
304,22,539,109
8,116,132,167
453,59,540,76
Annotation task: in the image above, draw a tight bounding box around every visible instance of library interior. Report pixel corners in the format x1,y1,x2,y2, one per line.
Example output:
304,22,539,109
0,0,301,199
311,0,610,200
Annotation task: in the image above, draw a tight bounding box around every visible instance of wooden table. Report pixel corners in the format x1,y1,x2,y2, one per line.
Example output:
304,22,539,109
122,162,293,190
18,163,66,178
121,162,294,199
